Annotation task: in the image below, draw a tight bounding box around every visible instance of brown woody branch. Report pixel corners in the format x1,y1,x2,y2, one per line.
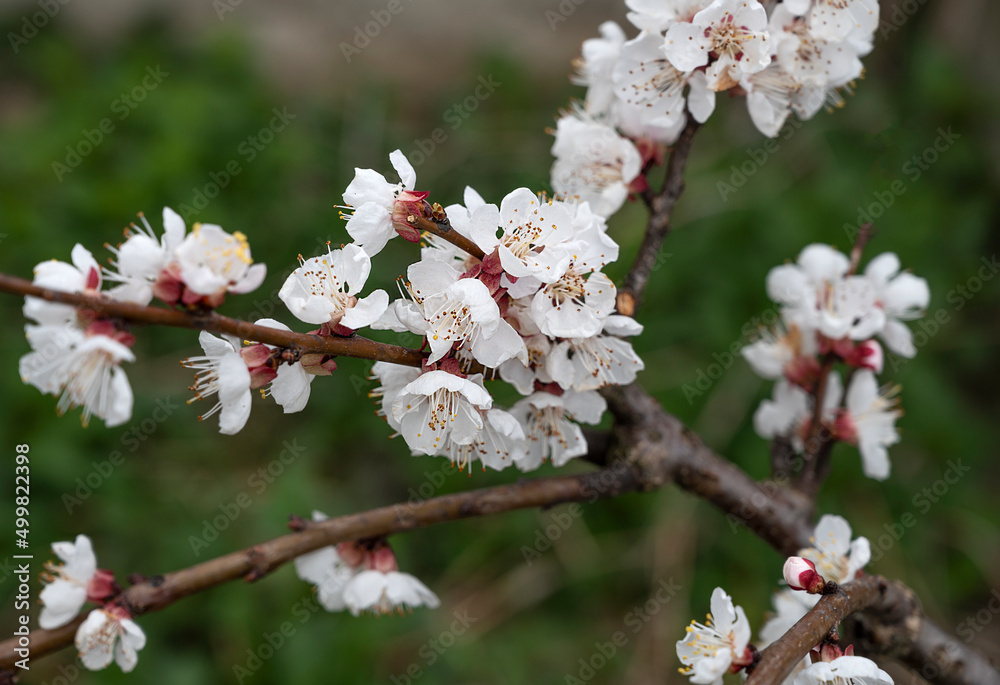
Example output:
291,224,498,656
617,118,700,316
603,383,1000,685
747,575,890,684
0,462,634,669
410,214,486,261
0,273,426,367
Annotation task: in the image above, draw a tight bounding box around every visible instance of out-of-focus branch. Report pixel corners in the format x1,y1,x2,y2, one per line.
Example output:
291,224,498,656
0,273,427,367
794,222,878,499
617,119,700,316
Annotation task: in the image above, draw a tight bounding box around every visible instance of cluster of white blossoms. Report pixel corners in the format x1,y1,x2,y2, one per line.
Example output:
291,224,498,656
38,535,146,673
341,153,645,474
293,512,439,616
744,243,929,480
18,209,268,429
677,515,889,684
19,150,643,474
552,0,880,216
36,523,439,675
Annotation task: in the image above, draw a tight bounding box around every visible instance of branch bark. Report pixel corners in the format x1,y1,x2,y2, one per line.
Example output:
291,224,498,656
747,575,890,684
0,463,634,669
0,273,426,367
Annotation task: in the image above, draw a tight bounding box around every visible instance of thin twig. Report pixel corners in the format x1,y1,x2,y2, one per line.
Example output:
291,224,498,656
0,273,427,367
410,215,486,261
618,119,701,316
0,462,633,668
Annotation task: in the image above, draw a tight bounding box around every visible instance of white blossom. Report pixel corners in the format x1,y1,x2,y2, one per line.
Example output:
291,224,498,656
753,372,842,444
255,319,316,413
529,224,619,339
439,407,527,473
799,514,871,590
676,587,753,684
279,243,388,329
370,362,423,433
612,32,715,132
664,0,772,91
792,655,893,685
24,244,103,326
742,321,818,381
75,609,146,673
174,222,266,300
863,252,930,358
20,324,135,428
741,64,826,138
402,257,527,367
783,0,880,44
39,535,99,629
550,114,642,218
769,5,864,89
625,0,711,32
391,370,493,455
293,512,361,612
767,244,884,341
468,189,576,284
572,21,627,116
497,334,556,396
181,331,259,435
103,207,187,305
839,370,901,480
512,390,606,471
342,570,440,616
342,149,424,256
547,332,645,392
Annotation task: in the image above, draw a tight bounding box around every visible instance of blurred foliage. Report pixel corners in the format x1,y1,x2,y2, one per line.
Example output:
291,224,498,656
0,3,997,684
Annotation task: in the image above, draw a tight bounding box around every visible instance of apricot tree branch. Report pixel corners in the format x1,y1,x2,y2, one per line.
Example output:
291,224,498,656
0,273,426,367
618,119,700,316
746,575,890,684
0,463,634,669
410,214,486,261
602,382,1000,685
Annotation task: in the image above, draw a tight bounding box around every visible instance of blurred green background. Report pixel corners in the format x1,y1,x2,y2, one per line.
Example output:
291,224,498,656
1,1,998,683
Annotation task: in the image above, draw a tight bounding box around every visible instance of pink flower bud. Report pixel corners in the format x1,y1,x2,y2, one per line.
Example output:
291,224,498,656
240,344,278,389
152,265,184,305
369,545,399,573
336,541,367,569
783,556,826,593
86,568,118,603
844,339,884,373
810,642,853,663
391,190,431,243
832,410,859,444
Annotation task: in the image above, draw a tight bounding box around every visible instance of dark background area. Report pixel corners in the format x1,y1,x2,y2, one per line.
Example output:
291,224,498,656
0,1,998,683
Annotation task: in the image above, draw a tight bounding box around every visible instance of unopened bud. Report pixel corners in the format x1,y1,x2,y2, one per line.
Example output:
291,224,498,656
783,556,826,593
